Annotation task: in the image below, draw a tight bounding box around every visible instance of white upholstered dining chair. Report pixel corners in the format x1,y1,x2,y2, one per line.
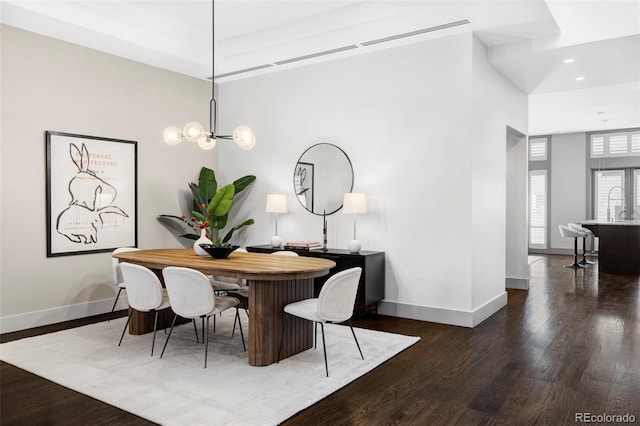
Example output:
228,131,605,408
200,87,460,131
277,267,364,377
209,248,248,294
161,266,245,368
111,247,140,312
271,250,299,257
118,262,171,356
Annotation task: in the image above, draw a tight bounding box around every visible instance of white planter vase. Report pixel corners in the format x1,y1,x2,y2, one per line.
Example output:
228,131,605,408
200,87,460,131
194,228,213,256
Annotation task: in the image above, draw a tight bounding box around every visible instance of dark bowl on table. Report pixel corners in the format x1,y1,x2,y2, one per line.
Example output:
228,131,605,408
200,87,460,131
199,244,239,259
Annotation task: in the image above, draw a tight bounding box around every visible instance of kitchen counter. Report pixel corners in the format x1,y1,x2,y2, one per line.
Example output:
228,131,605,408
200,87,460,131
578,220,640,275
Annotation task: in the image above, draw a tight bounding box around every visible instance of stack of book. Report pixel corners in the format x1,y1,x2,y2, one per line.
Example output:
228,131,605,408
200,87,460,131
284,241,322,250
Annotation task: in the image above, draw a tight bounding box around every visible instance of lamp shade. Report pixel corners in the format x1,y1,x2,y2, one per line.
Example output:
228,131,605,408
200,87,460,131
233,126,256,150
266,194,287,213
183,121,204,142
163,126,183,145
343,193,367,214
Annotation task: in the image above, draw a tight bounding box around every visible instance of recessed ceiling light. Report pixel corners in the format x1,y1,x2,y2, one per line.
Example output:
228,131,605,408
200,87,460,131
563,58,575,64
576,76,585,81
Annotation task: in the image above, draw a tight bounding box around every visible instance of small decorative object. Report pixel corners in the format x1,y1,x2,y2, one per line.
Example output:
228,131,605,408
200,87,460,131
285,241,322,250
266,194,287,248
199,244,239,259
194,228,213,256
343,193,367,253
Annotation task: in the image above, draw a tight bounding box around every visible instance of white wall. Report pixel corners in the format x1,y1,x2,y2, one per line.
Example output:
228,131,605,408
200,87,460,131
505,129,529,288
217,33,527,327
549,132,588,249
0,26,528,331
470,36,528,312
0,25,214,332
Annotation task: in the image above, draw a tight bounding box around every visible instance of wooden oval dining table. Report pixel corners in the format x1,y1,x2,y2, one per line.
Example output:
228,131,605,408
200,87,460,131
112,248,335,366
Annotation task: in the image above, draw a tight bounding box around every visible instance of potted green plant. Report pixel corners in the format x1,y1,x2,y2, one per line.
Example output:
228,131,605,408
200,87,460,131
158,167,256,246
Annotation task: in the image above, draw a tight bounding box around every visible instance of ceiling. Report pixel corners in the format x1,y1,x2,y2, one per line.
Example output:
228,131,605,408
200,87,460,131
1,0,639,135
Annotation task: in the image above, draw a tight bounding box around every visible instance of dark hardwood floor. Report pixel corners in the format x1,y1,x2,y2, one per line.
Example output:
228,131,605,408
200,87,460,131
1,254,638,425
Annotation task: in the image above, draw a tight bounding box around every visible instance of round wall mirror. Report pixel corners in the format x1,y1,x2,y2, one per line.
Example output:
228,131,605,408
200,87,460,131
293,142,354,215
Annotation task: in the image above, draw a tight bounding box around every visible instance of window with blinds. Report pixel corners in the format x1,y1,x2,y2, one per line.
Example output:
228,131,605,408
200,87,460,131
594,170,625,221
529,170,546,248
591,131,640,158
632,134,640,153
635,169,640,215
529,138,547,161
591,136,605,156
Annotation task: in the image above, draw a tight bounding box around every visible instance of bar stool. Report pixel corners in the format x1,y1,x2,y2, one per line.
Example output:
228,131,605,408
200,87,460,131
568,223,595,266
558,225,587,269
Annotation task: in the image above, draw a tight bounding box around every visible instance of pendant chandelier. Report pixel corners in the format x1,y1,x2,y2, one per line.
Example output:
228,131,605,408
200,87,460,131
163,1,255,151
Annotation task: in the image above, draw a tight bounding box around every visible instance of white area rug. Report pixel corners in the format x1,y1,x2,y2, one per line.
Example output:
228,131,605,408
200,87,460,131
0,313,419,425
528,255,543,265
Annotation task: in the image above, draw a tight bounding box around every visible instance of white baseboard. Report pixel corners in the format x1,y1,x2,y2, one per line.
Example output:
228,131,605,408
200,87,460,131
506,276,529,290
377,291,508,328
0,296,128,334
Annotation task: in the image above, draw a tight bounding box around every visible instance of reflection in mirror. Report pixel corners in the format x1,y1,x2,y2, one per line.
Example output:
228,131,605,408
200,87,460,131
294,143,354,215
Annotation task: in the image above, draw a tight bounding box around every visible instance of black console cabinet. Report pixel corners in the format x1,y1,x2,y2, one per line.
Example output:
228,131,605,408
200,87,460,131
246,245,385,313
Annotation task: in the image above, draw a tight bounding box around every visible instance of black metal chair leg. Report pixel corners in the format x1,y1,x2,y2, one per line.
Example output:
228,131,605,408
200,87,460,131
348,319,364,360
232,310,238,338
235,307,246,351
111,288,123,313
201,317,205,343
192,319,199,343
118,309,134,346
277,313,289,363
151,310,159,356
204,316,210,368
320,322,328,377
314,322,317,349
160,314,178,358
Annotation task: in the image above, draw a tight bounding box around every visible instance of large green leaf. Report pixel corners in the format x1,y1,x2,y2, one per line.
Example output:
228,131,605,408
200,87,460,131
222,218,255,243
189,183,207,211
233,175,256,197
198,167,217,201
207,184,235,218
217,213,229,230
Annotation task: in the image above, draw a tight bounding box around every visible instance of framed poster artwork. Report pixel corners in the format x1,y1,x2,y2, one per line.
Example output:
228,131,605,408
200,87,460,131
46,131,137,257
294,161,314,212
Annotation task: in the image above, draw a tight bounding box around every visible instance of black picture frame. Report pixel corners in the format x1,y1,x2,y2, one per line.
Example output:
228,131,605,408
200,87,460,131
46,131,138,257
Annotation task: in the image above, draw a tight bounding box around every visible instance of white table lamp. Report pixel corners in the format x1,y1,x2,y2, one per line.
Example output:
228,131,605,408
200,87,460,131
266,194,287,248
343,193,367,252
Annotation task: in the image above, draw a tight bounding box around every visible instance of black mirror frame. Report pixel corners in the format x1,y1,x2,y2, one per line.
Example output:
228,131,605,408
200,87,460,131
293,142,354,216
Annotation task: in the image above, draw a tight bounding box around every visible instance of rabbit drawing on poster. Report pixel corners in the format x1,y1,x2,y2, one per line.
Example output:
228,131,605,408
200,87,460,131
68,143,117,209
56,146,128,244
56,204,128,243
